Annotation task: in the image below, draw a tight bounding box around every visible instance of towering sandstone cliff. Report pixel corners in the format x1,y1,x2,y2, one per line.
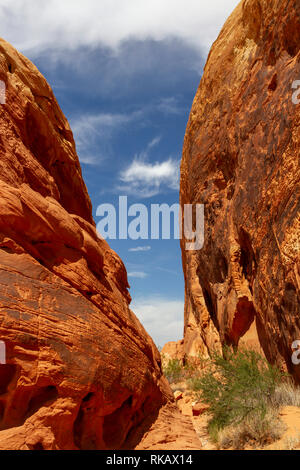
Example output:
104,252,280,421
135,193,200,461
0,38,202,450
181,0,300,377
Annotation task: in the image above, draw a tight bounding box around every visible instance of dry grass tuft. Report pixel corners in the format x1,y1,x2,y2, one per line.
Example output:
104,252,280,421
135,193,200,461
217,409,285,450
282,433,300,451
271,382,300,408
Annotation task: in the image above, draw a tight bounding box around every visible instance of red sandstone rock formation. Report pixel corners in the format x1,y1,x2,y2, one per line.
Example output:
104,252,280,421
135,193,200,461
0,38,201,450
161,340,184,363
180,0,300,376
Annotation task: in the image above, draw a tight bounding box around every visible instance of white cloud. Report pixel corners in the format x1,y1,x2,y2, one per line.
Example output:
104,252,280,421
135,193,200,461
121,159,178,184
0,0,240,56
128,271,148,279
119,156,179,197
129,246,152,252
131,296,184,347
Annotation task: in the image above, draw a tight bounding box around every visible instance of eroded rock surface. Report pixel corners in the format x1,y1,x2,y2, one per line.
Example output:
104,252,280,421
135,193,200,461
180,0,300,376
0,38,178,450
135,403,202,450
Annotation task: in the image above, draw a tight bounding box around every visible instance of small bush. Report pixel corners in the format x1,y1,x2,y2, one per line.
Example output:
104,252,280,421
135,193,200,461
162,355,208,384
195,348,285,443
162,359,183,383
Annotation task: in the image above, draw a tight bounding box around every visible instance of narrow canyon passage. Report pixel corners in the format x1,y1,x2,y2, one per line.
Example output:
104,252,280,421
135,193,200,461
0,0,299,451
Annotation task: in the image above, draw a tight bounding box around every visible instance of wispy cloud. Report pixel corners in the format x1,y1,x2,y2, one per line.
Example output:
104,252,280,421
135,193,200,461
70,108,178,168
157,97,182,115
129,246,151,252
131,296,184,347
156,266,178,275
148,136,161,149
71,111,140,165
128,271,148,279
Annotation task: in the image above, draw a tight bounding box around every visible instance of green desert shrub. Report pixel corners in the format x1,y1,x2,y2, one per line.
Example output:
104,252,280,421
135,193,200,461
195,348,285,444
162,355,207,384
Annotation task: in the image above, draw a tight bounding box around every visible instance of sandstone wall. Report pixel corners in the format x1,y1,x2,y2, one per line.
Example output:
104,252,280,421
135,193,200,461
0,38,174,450
180,0,300,377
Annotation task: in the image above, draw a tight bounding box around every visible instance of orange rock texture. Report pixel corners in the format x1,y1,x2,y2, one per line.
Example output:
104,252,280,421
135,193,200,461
0,38,178,450
180,0,300,376
135,403,202,450
161,340,184,363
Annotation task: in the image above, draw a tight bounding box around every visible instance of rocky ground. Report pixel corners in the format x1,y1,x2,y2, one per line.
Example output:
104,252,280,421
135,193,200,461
171,384,215,450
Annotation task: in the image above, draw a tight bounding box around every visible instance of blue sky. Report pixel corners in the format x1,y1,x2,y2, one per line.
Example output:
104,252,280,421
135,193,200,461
0,0,240,347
